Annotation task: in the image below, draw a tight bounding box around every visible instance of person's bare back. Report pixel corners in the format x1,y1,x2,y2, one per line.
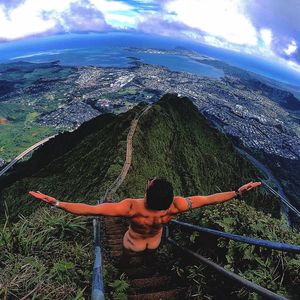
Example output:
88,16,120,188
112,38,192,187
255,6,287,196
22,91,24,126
124,197,176,251
29,178,261,252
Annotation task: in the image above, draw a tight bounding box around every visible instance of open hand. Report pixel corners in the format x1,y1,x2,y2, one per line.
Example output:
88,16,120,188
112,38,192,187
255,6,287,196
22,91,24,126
238,181,261,194
29,191,57,205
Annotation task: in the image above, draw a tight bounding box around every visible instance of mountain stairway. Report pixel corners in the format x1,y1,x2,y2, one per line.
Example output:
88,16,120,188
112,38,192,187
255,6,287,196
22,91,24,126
102,216,187,300
97,104,188,299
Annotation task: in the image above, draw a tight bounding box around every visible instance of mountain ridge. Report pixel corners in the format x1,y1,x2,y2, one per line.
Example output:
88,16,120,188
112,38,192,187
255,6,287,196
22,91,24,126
1,94,299,299
0,93,279,220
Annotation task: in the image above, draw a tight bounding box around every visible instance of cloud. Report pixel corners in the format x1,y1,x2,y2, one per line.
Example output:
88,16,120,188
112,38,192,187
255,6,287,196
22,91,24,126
260,28,272,47
245,0,300,37
0,0,59,40
0,0,114,41
0,0,299,73
284,40,297,56
137,13,197,38
164,0,258,46
139,0,300,72
245,0,300,64
51,0,112,32
88,0,138,28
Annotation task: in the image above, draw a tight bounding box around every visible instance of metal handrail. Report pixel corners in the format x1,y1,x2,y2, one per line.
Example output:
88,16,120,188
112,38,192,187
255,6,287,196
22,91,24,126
260,179,300,218
171,220,300,254
92,217,105,300
168,238,288,300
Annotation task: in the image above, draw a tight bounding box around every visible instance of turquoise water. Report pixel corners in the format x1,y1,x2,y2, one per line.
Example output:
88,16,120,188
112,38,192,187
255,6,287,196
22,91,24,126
5,46,223,78
0,33,223,78
133,52,223,78
0,32,299,85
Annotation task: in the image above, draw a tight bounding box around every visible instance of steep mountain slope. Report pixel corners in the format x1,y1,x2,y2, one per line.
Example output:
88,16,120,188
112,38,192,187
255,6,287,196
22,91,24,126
1,94,299,299
0,94,279,220
0,105,140,219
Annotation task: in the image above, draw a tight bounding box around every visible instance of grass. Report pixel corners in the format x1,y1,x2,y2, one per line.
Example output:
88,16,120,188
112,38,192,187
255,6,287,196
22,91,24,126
0,205,93,299
165,200,300,299
0,102,57,161
0,119,55,161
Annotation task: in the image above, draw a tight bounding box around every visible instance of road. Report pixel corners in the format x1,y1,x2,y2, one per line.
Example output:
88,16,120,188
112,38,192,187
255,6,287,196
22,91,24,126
0,135,56,177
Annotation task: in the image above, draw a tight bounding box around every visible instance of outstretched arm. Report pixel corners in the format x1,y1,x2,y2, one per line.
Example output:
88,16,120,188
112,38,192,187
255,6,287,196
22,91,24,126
29,191,135,217
173,181,261,213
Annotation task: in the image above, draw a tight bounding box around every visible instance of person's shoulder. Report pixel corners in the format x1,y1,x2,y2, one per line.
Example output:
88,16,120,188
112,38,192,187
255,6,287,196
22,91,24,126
127,197,144,203
122,198,144,208
169,196,185,214
121,197,142,202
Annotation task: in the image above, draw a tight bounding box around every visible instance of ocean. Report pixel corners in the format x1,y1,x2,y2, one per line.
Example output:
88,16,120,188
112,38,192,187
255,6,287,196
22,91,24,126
0,32,299,85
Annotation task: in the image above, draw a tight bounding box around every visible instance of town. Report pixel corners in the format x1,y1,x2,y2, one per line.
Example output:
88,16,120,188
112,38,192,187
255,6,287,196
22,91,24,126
1,60,299,162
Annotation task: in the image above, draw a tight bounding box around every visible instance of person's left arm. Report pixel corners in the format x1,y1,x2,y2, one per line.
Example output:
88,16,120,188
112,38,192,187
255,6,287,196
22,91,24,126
172,181,261,213
29,191,135,217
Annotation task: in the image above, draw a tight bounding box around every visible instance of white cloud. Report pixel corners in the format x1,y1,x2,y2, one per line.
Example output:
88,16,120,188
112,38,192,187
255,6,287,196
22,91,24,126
107,14,137,28
287,60,300,72
89,0,133,13
0,0,77,40
0,2,56,40
164,0,257,45
0,0,136,40
260,28,272,46
284,40,297,56
89,0,138,28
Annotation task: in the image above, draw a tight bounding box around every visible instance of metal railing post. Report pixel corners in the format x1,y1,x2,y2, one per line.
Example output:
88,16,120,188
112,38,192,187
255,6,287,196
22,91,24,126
92,217,105,300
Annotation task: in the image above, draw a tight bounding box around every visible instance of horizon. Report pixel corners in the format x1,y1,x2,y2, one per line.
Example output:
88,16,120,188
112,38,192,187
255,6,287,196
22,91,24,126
1,31,300,87
0,0,299,76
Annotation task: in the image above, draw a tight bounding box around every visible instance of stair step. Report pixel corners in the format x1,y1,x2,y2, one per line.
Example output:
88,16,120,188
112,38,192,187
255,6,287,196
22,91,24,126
123,266,159,278
106,230,123,234
117,256,144,269
106,234,123,237
104,221,123,225
105,224,124,232
127,256,144,267
128,288,186,300
105,217,122,221
130,275,173,290
107,239,123,245
110,250,123,257
107,234,124,239
109,245,124,251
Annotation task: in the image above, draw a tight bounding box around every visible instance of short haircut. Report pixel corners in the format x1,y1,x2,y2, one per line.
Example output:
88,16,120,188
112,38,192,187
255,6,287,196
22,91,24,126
146,177,174,210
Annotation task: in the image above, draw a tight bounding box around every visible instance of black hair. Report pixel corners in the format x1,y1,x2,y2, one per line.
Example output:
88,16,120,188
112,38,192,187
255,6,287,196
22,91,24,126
146,177,174,210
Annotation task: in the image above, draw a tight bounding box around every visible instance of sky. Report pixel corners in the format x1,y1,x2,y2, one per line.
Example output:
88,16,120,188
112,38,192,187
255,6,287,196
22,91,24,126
0,0,299,73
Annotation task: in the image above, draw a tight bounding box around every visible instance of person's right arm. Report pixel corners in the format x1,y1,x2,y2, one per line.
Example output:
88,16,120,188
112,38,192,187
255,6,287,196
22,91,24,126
29,191,135,217
57,200,134,217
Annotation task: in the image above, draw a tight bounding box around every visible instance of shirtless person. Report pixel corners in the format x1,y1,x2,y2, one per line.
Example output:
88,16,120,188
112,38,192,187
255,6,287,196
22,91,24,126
29,177,261,252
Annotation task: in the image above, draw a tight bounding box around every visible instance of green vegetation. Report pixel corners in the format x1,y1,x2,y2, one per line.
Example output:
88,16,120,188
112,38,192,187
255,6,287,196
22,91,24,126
116,87,137,96
164,200,300,299
0,61,74,89
0,61,77,161
0,205,92,298
118,95,280,218
0,102,56,160
0,121,55,160
0,94,298,299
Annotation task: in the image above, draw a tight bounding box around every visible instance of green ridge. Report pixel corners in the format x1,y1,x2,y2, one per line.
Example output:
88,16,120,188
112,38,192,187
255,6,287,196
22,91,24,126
1,94,299,299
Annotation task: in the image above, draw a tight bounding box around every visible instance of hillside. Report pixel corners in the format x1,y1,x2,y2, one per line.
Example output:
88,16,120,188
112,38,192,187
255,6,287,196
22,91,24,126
0,94,299,299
